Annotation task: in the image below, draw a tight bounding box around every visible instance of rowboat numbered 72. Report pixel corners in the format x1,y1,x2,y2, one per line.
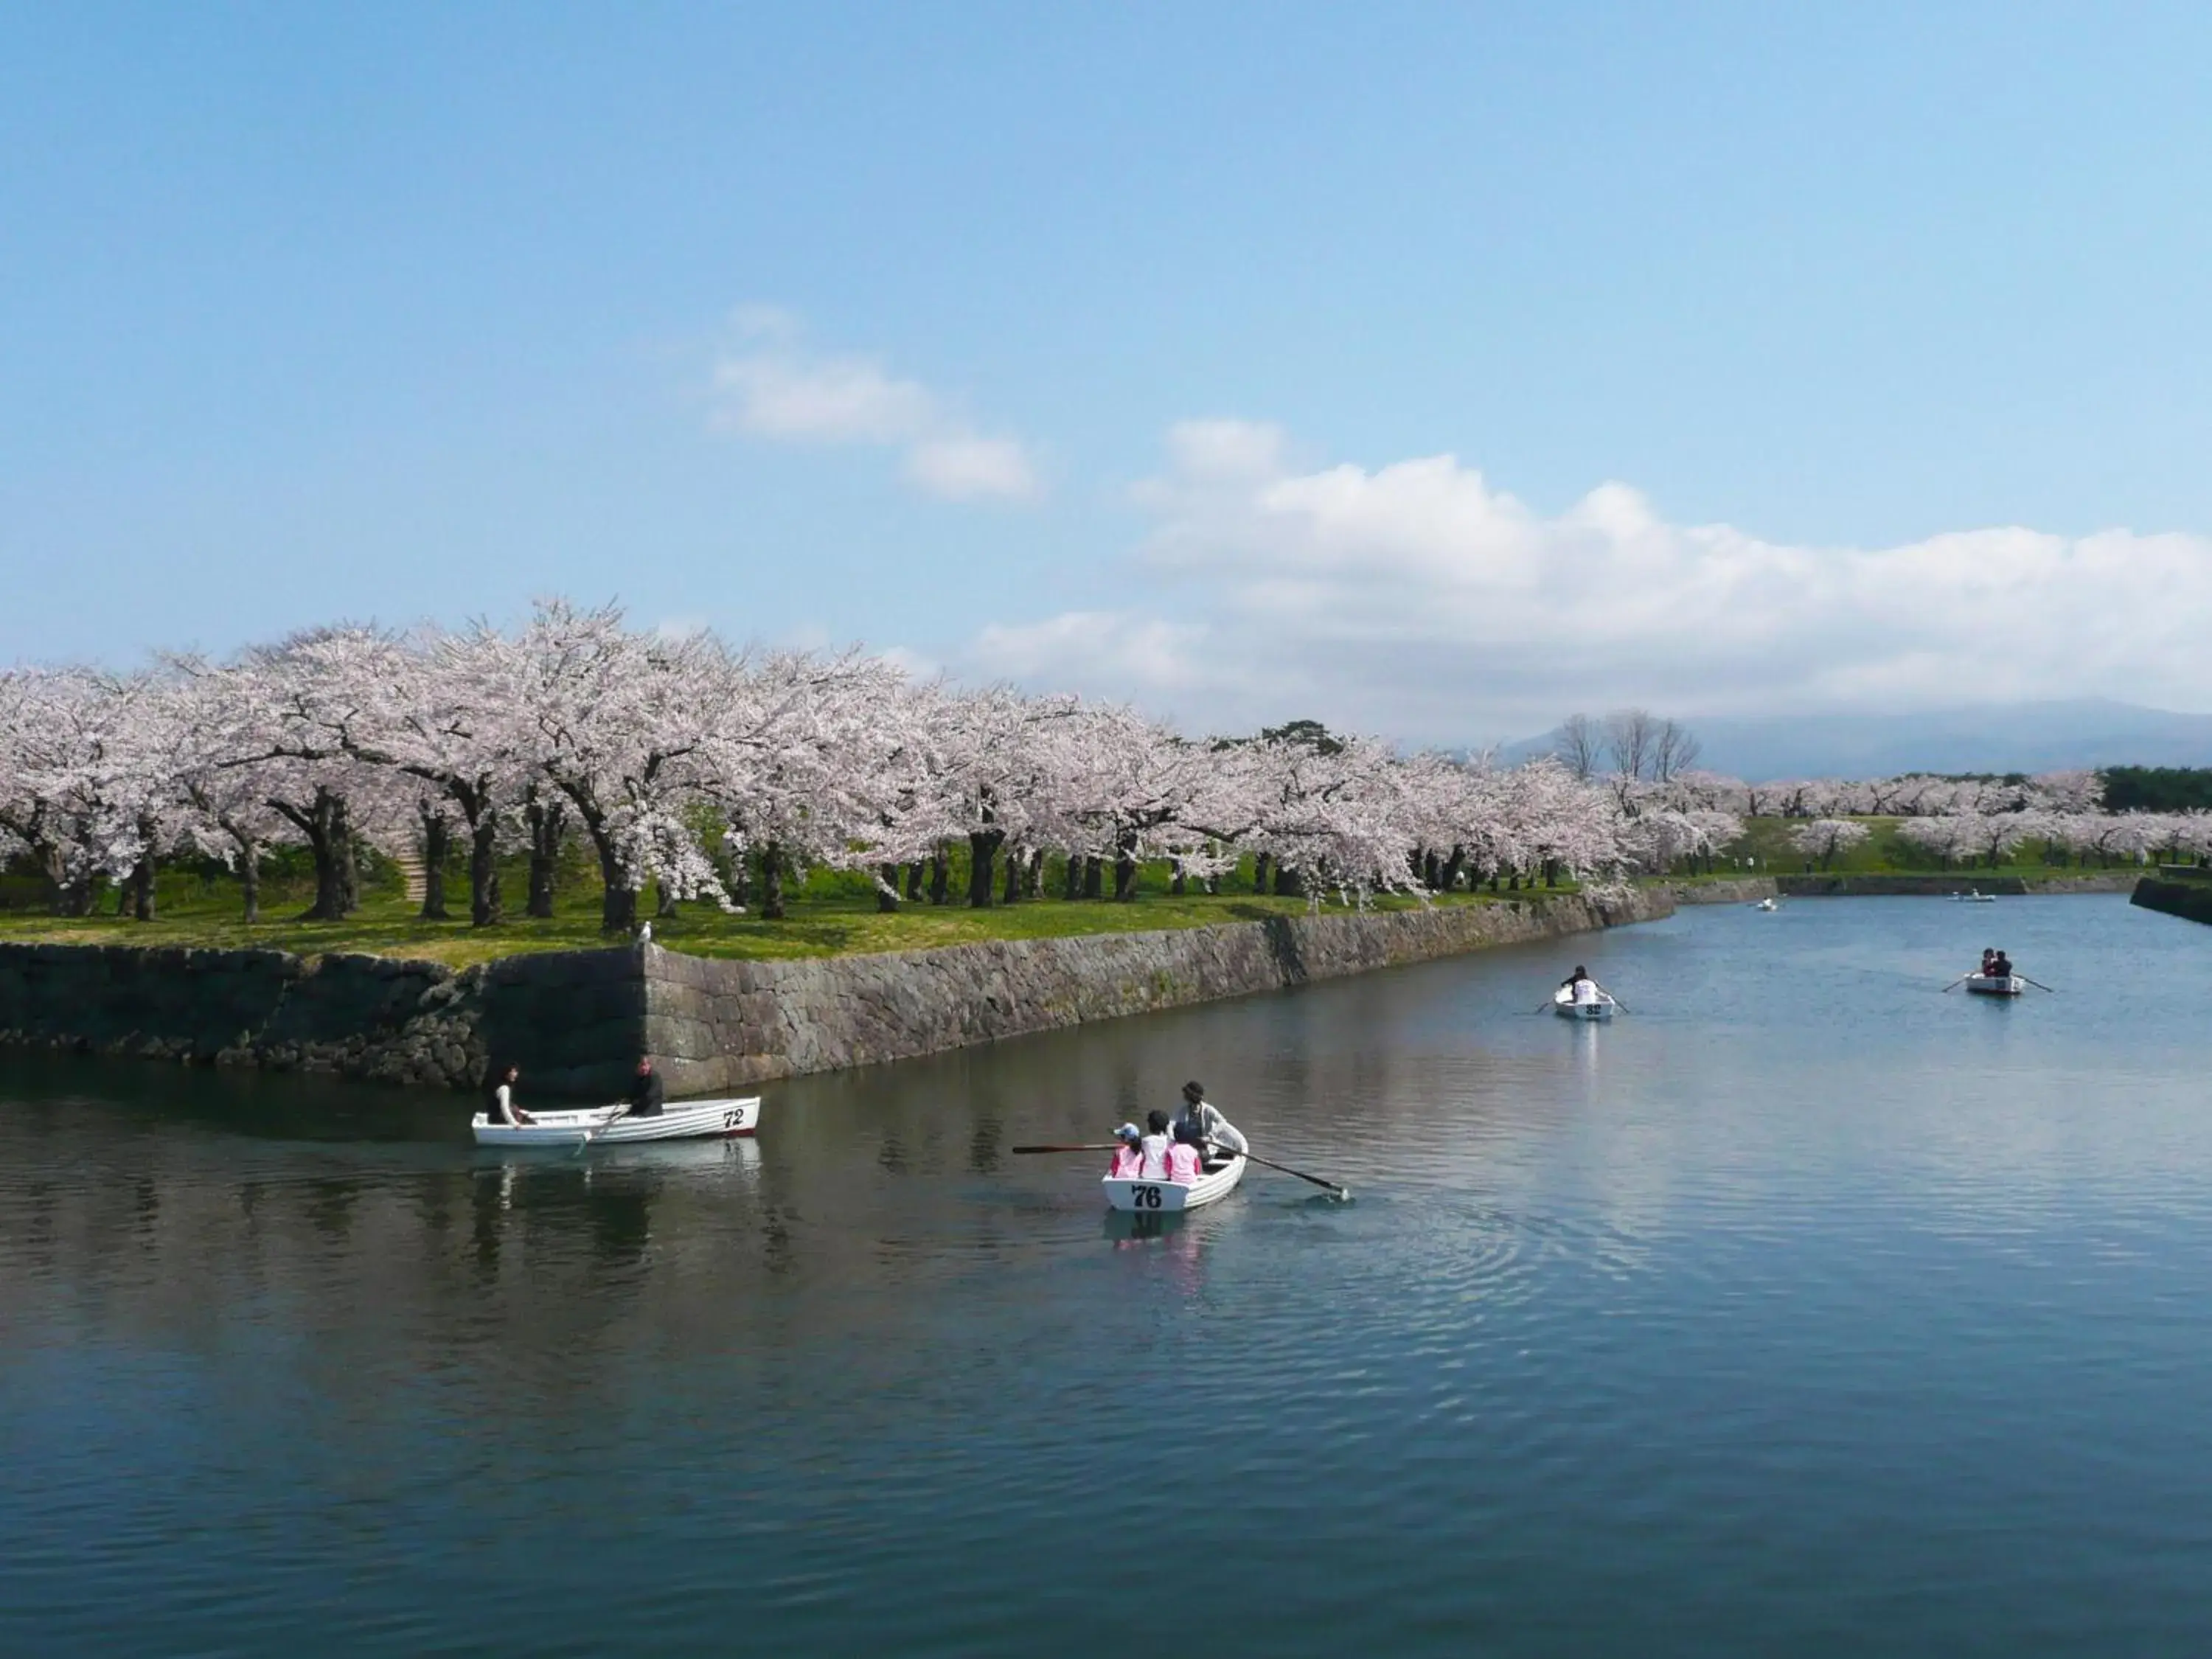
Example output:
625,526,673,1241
473,1096,762,1148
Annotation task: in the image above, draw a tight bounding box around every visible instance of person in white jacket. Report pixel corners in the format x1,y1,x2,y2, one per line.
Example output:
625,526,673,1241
1169,1081,1248,1159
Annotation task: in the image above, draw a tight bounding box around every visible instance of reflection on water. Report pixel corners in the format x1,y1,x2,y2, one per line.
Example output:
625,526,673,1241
6,897,2212,1658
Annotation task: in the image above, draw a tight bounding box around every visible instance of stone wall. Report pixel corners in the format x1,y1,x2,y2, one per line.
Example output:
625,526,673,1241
0,942,645,1097
2131,876,2212,927
1,886,1704,1097
642,888,1680,1093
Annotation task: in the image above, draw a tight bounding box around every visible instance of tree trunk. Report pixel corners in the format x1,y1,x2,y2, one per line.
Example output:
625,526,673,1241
1424,852,1441,891
420,809,451,920
237,837,261,923
1253,852,1271,894
929,849,950,905
1082,855,1103,900
584,821,635,933
1113,830,1138,902
128,854,156,922
905,861,924,902
1543,858,1559,888
1441,846,1466,891
1026,849,1044,898
967,829,1003,908
760,841,786,920
525,791,565,919
282,787,358,922
469,815,502,928
878,863,901,914
1273,863,1301,897
1062,852,1082,900
1002,846,1021,904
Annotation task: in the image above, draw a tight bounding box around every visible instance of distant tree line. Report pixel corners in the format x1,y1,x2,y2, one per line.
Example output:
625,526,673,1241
2101,767,2212,813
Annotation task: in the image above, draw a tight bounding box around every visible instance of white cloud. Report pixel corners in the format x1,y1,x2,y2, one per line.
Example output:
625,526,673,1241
712,308,1041,503
960,418,2212,742
716,354,936,443
904,435,1040,501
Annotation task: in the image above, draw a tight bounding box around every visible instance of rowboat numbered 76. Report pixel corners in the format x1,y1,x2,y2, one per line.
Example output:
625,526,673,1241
1102,1153,1247,1213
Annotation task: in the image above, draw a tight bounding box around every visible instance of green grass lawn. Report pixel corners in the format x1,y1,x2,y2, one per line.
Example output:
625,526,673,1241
0,854,1589,967
1723,816,2147,878
8,815,2129,967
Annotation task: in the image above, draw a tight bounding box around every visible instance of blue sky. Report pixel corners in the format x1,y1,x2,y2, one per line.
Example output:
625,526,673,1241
4,3,2211,742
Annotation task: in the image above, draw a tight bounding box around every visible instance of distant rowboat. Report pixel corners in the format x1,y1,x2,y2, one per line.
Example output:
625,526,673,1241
1964,974,2023,997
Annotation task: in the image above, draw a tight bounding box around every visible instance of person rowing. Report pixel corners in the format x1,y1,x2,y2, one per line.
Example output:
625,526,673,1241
1170,1080,1248,1164
625,1056,666,1118
1562,965,1601,1006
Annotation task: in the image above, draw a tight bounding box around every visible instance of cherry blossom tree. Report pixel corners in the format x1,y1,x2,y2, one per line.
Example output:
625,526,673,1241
1789,818,1871,869
500,600,730,933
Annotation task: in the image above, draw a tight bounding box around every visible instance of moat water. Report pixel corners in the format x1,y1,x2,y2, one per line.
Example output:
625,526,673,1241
5,895,2210,1656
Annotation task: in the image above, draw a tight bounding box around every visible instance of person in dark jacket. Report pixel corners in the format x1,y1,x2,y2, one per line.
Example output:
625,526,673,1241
625,1057,666,1117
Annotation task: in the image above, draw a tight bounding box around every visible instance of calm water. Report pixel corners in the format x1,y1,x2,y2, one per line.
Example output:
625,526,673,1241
5,896,2211,1657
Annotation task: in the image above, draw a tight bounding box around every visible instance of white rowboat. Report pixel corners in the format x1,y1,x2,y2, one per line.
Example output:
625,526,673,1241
1753,897,1779,911
1102,1154,1247,1213
472,1096,762,1148
1964,974,2024,997
1950,889,1998,902
1554,986,1617,1021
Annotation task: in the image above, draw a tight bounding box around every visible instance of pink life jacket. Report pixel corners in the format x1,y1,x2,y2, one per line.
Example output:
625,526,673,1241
1109,1145,1143,1178
1165,1141,1203,1183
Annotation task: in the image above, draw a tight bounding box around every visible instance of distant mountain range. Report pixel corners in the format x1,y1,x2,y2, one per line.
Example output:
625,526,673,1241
1502,700,2212,782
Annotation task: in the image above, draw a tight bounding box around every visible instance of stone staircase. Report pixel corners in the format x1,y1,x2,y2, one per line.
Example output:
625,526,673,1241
390,844,428,907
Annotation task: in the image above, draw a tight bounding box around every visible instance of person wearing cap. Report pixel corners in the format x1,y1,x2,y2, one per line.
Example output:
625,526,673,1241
1169,1081,1248,1161
1108,1123,1144,1178
1563,965,1599,1006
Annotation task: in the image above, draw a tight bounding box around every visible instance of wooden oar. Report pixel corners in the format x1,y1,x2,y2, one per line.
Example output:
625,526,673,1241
1939,973,1972,993
1594,983,1632,1013
571,1105,628,1158
2020,977,2059,993
1214,1142,1349,1200
1012,1143,1121,1154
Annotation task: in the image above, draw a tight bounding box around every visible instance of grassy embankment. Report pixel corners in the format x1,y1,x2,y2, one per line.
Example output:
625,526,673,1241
1723,815,2149,879
1,814,2129,967
0,850,1590,969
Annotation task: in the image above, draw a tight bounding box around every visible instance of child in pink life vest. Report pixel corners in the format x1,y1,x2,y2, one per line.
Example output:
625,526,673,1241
1164,1121,1204,1183
1107,1123,1144,1178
